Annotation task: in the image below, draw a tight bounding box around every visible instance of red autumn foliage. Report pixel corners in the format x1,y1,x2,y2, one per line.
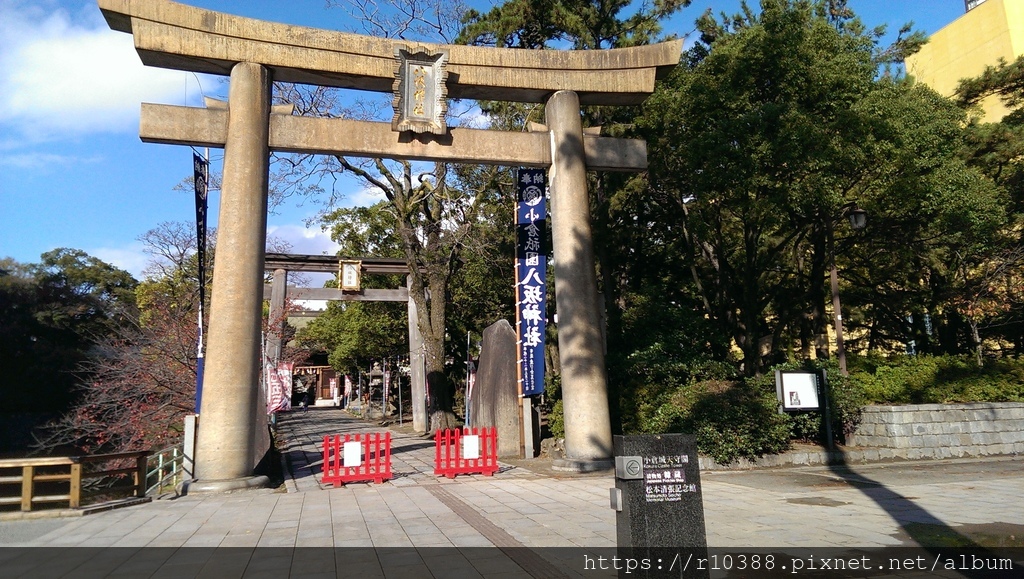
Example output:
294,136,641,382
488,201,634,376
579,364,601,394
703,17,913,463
34,295,197,455
34,281,312,456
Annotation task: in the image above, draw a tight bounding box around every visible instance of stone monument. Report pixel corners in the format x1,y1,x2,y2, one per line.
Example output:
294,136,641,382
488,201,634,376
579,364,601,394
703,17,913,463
470,320,520,458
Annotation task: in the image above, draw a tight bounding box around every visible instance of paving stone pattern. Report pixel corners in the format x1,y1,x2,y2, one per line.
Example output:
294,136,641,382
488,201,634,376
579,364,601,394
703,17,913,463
3,408,1023,555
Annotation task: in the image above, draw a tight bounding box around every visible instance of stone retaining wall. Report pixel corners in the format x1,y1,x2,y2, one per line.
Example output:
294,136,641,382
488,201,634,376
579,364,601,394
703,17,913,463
846,402,1024,459
698,402,1024,470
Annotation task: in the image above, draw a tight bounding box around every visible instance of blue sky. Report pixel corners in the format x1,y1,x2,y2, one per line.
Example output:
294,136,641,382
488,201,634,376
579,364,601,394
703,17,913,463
0,0,969,278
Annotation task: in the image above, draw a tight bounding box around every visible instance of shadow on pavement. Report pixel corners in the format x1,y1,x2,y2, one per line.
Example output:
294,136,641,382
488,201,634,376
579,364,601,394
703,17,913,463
827,449,1024,577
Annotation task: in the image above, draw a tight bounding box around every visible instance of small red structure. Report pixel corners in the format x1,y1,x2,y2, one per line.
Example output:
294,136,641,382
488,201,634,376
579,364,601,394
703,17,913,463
434,426,499,479
321,432,392,486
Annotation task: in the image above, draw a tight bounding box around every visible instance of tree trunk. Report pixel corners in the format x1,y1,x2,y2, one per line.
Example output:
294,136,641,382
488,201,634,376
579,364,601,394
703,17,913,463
424,329,458,431
811,222,831,361
969,319,983,367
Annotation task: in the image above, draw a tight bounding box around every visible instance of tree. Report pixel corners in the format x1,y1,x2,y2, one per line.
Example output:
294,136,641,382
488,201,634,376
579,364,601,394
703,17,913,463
336,162,491,429
137,221,202,282
0,258,69,418
30,222,308,454
956,55,1024,118
456,0,694,428
446,183,518,341
26,232,192,454
954,55,1024,357
328,0,468,43
0,250,138,454
33,292,197,454
32,248,138,336
297,203,409,371
637,0,997,374
458,0,691,49
298,300,408,372
822,80,1006,359
0,251,138,422
641,0,869,373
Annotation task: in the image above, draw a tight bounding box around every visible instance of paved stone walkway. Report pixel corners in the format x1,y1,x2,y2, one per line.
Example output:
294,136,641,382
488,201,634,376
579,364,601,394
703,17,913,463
2,408,1023,577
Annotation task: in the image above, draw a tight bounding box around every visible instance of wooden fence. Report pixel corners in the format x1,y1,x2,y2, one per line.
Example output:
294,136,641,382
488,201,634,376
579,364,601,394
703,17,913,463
0,451,151,513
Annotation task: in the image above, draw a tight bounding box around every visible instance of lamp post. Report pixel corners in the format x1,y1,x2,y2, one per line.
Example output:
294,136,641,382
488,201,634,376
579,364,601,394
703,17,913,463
830,204,867,376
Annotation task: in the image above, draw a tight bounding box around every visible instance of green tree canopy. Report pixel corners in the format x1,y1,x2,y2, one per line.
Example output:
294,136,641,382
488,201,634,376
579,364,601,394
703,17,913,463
457,0,690,49
638,0,1003,374
954,55,1024,357
0,250,137,422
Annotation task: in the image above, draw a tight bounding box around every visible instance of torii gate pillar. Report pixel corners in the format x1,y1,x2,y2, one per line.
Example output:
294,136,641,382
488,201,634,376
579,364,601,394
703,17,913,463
546,91,613,471
192,62,273,491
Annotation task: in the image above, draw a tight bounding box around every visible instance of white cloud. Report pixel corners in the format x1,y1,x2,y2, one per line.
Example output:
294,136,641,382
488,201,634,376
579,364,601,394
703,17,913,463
449,101,491,129
0,152,103,169
91,242,150,279
267,223,341,256
294,300,329,311
0,1,207,142
345,183,388,207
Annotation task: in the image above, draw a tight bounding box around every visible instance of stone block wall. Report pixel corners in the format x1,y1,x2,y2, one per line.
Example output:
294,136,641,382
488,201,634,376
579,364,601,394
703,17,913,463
847,402,1024,460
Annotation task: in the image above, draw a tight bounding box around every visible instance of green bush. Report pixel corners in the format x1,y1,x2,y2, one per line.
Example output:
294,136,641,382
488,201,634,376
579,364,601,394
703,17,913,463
545,374,564,438
635,377,792,464
851,354,1024,404
617,352,1022,464
548,399,565,439
757,359,868,442
629,358,870,463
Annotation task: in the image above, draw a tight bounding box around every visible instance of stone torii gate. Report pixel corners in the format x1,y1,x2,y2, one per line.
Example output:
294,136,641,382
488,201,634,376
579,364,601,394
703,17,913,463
100,0,681,490
263,253,428,427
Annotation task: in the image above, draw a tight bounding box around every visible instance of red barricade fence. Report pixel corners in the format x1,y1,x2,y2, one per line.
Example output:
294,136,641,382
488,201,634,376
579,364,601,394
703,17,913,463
321,432,392,487
434,426,499,479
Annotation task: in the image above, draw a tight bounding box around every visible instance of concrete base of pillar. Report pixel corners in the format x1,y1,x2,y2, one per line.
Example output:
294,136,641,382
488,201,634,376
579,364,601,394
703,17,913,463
181,475,271,495
551,457,614,473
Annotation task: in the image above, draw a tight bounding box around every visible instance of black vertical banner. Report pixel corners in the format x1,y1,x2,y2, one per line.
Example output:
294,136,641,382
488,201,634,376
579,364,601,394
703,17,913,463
193,152,209,414
193,153,208,300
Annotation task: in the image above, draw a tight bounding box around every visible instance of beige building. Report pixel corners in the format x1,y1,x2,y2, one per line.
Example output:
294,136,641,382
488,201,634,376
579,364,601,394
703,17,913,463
905,0,1024,121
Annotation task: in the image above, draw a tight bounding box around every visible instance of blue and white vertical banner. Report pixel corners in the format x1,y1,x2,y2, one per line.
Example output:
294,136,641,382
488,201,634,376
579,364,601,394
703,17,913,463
516,168,547,397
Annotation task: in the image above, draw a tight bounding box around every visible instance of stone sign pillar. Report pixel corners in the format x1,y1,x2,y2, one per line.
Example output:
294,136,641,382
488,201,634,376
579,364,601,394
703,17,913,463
546,90,614,471
193,62,272,491
407,276,427,432
266,268,288,363
612,434,708,577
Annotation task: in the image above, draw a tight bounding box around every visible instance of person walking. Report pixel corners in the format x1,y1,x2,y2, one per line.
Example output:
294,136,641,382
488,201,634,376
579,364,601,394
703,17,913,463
300,392,309,413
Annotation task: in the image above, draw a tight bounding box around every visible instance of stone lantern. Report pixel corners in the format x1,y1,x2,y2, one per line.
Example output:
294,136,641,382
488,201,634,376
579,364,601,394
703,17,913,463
367,363,384,408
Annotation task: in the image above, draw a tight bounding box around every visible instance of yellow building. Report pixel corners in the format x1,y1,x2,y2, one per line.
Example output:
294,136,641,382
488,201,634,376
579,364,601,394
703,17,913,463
905,0,1024,121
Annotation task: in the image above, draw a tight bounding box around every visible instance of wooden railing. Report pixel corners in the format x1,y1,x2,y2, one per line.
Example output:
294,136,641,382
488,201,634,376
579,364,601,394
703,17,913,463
0,451,150,513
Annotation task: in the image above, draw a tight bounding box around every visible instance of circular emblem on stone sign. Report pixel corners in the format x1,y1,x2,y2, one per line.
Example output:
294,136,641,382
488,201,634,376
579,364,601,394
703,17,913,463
522,185,543,207
626,459,641,477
